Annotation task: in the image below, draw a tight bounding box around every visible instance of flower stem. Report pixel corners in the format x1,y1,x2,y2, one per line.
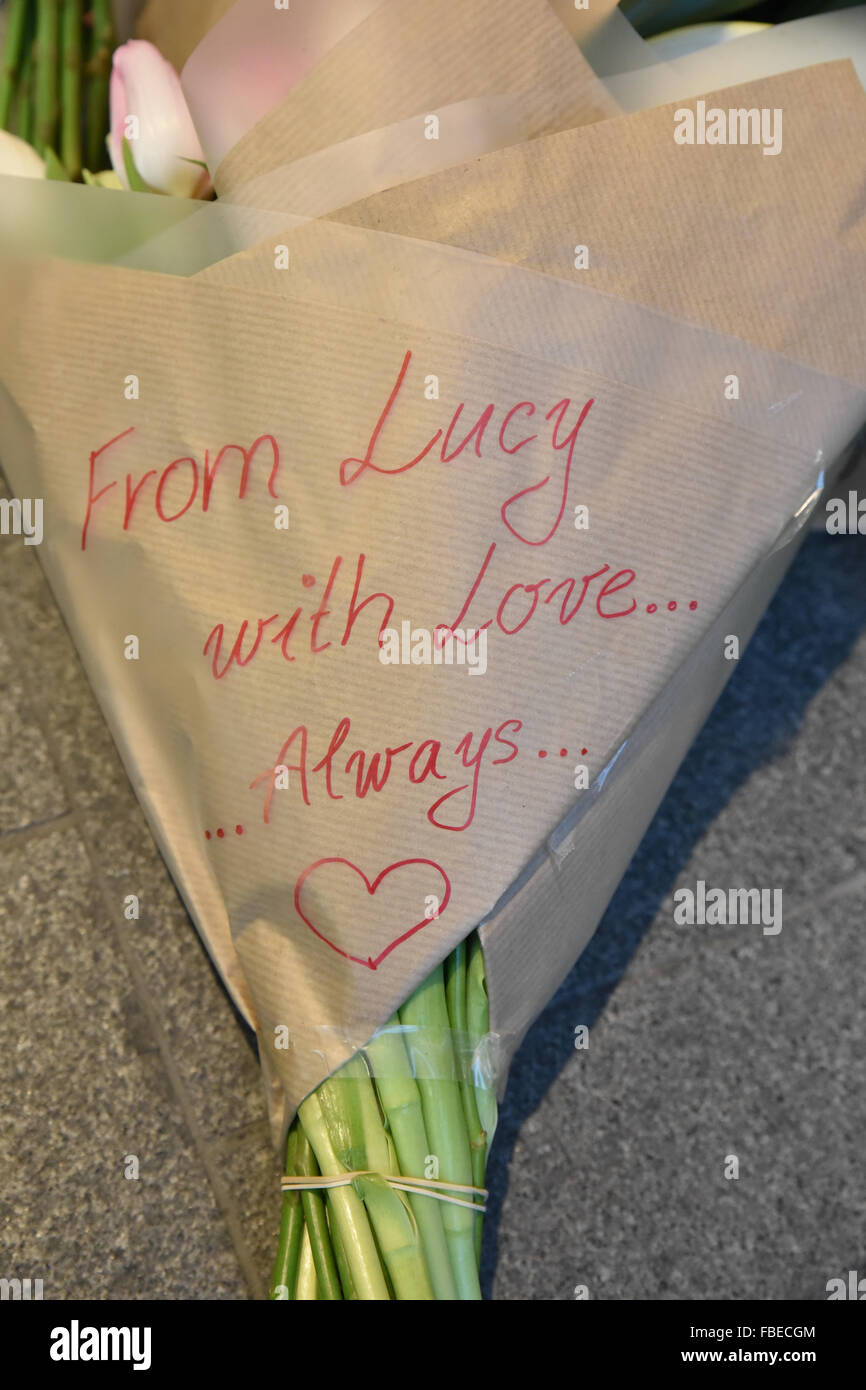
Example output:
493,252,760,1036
467,934,497,1145
366,1016,458,1300
293,1126,343,1300
11,34,34,143
467,933,495,1258
294,1224,318,1300
60,0,82,178
318,1058,435,1300
400,964,482,1299
328,1207,359,1299
269,1124,304,1299
446,942,488,1250
34,0,61,156
298,1089,390,1300
85,0,113,171
0,0,29,131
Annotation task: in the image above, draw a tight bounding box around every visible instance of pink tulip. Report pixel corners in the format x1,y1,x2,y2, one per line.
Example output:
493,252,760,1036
109,40,211,198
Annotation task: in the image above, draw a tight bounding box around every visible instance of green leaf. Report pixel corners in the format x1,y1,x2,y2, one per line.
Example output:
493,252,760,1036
121,136,158,195
178,156,209,170
44,148,71,181
82,168,123,190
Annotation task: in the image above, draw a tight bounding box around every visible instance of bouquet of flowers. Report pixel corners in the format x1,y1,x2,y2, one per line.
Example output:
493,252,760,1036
1,0,864,1299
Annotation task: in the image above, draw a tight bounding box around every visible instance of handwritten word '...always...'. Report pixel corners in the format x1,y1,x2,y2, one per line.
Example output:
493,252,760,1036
341,350,595,548
81,427,281,549
250,715,523,832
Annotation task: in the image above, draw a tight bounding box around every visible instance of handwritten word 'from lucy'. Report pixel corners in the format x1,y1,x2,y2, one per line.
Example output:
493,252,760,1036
340,350,595,549
80,350,594,554
80,428,281,550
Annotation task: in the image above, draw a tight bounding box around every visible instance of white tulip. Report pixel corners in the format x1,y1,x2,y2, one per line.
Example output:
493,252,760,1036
0,130,46,180
108,40,211,199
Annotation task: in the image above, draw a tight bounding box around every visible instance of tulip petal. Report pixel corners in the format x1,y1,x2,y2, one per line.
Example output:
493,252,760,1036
109,40,209,198
0,131,46,180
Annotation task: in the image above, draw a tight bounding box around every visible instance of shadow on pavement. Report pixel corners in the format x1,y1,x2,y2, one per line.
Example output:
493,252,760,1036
481,530,866,1297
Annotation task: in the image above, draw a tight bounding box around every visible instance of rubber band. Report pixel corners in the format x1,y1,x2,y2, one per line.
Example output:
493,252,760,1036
281,1170,488,1214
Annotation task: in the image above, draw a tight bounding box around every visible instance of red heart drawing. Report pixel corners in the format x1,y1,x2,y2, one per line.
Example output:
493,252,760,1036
294,856,451,970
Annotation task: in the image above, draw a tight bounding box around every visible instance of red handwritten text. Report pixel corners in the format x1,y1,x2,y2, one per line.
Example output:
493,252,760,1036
203,553,394,679
250,715,523,832
81,428,281,549
340,350,595,548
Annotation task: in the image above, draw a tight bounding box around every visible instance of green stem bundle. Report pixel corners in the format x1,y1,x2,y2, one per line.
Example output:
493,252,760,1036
400,964,481,1300
1,1,117,177
273,930,496,1300
365,1016,458,1300
318,1056,434,1300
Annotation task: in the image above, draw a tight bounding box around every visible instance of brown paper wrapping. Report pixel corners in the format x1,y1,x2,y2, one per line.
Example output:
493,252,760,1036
212,0,619,199
326,60,866,384
1,36,864,1142
135,0,237,71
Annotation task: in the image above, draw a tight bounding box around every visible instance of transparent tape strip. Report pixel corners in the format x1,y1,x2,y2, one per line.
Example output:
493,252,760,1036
300,1024,502,1091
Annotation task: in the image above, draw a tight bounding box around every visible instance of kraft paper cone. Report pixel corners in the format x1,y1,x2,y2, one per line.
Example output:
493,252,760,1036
318,56,866,1066
1,36,864,1145
202,55,865,1079
1,180,863,1146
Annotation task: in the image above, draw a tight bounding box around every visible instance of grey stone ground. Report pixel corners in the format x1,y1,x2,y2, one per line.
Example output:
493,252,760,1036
1,462,864,1301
